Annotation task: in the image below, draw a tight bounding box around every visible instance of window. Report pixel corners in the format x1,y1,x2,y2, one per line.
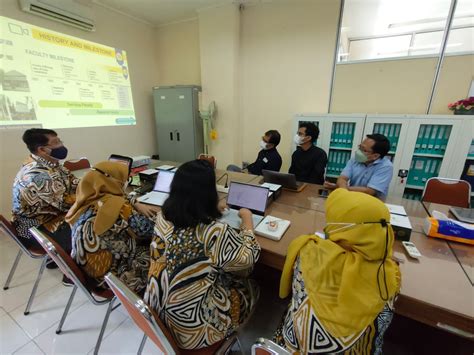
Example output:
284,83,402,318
338,0,473,62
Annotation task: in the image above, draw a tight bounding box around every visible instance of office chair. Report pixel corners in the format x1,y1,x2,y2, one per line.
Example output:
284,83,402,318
64,157,91,171
251,338,291,355
422,177,471,208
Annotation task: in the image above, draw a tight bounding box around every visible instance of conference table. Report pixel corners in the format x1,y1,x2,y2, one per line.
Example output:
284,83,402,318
75,161,474,338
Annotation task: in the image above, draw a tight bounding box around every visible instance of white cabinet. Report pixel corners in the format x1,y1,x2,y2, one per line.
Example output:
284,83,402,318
292,113,474,200
364,114,473,200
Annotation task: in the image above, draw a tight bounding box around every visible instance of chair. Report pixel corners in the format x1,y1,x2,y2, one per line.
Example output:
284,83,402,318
64,158,91,171
0,215,48,315
29,227,118,355
251,338,291,355
422,177,471,208
198,154,216,168
104,272,241,355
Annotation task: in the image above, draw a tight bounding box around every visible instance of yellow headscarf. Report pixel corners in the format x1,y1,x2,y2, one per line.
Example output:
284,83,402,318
280,189,401,338
65,161,130,235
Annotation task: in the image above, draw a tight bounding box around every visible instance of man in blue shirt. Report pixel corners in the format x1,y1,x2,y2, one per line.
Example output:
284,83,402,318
324,134,393,200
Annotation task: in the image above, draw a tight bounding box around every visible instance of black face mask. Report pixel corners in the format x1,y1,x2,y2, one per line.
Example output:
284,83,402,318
48,146,68,160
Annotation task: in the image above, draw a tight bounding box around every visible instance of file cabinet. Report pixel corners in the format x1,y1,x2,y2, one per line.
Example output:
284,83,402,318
364,114,474,200
292,113,474,200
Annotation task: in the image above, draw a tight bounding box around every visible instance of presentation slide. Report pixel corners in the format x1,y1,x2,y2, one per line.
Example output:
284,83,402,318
0,16,136,129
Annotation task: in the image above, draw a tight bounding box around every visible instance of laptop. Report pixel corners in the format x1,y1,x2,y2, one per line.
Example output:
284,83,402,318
136,170,175,206
108,154,133,175
262,170,306,192
449,207,474,224
219,182,269,230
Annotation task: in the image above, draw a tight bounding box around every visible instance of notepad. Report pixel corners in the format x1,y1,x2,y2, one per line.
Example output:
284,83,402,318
157,165,175,171
385,203,407,216
255,215,290,241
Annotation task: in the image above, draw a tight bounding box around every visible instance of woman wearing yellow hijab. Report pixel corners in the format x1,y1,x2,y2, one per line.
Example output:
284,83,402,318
66,161,153,295
275,189,401,354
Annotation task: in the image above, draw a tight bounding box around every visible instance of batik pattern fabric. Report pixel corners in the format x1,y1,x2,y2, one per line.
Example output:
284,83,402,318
70,204,153,294
12,155,78,240
144,212,261,350
274,257,394,354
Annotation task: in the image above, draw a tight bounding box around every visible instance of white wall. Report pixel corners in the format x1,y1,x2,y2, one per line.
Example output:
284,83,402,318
0,0,159,217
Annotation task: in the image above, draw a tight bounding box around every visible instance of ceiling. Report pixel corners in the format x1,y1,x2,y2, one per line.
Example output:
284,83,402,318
93,0,233,26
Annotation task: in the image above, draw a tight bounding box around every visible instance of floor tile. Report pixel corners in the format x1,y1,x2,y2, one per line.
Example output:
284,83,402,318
91,318,163,355
13,340,45,355
0,311,31,354
10,284,88,338
34,300,127,355
0,268,62,312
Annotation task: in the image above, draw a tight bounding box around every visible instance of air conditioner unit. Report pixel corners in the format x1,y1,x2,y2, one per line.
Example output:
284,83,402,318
19,0,96,31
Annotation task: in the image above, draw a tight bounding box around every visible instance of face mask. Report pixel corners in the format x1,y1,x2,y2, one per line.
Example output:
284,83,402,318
323,222,357,238
260,140,269,150
294,134,304,145
355,149,368,163
48,146,68,160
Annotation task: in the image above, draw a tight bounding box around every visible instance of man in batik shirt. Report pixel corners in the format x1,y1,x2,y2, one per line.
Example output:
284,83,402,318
12,128,78,256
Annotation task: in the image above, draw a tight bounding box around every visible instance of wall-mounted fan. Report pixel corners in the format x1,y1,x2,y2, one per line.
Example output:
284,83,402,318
199,101,217,154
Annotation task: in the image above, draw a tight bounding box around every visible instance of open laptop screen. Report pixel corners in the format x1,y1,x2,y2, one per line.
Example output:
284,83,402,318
154,171,174,193
108,154,133,175
227,182,268,214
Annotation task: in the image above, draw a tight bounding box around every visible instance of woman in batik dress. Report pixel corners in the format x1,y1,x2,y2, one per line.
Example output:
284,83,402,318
66,161,153,294
144,159,260,350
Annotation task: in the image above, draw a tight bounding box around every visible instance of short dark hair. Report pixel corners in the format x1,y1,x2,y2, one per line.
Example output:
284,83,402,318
300,122,319,143
162,159,221,228
265,130,281,146
22,128,57,153
366,134,390,158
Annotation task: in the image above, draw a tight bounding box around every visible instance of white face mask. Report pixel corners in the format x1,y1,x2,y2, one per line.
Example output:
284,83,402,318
260,140,269,150
294,134,304,145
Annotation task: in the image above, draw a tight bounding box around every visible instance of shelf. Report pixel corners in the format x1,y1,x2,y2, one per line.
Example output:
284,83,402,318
388,150,396,155
326,173,339,178
329,146,352,151
412,153,444,158
405,184,424,190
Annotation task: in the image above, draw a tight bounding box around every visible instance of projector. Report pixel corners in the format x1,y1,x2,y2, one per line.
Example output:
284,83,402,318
131,155,151,168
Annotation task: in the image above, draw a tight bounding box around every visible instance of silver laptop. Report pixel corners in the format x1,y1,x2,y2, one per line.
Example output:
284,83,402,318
449,207,474,224
262,170,305,190
137,170,175,206
219,182,269,230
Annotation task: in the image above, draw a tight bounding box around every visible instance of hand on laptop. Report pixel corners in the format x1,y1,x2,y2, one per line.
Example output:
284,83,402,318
323,181,337,190
239,208,254,231
218,199,229,213
134,201,160,219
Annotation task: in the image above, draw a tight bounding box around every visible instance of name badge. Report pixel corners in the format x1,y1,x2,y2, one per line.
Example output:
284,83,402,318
263,157,268,163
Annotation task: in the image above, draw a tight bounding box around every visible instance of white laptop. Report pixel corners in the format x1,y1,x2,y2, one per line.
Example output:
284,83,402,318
137,170,175,206
219,182,269,230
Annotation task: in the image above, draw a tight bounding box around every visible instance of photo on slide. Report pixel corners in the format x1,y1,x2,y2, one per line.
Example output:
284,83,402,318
3,93,37,121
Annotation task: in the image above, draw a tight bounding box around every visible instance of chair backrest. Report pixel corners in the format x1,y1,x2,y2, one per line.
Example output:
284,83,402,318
198,154,216,168
29,227,92,290
422,177,471,208
0,215,45,256
64,158,91,171
251,338,291,355
104,273,179,355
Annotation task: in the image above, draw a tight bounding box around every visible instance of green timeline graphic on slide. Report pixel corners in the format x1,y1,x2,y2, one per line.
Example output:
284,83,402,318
0,16,136,129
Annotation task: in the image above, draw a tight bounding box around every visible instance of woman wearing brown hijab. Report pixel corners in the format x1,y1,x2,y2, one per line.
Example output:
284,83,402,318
66,161,153,295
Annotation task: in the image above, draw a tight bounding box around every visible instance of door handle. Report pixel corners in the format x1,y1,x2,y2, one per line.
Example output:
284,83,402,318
170,132,173,141
177,132,180,141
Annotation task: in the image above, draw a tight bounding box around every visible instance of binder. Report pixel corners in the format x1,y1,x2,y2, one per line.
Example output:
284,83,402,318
428,125,438,152
394,124,401,150
422,125,431,152
416,125,425,151
342,123,348,145
328,150,334,174
435,126,444,152
423,159,432,183
330,124,335,145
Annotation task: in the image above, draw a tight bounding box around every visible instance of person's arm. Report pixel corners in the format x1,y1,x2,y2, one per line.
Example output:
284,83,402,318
308,150,328,184
288,152,296,174
247,151,264,175
29,172,71,213
365,164,393,198
127,208,155,239
336,175,349,188
336,159,354,188
204,209,261,272
347,185,377,195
